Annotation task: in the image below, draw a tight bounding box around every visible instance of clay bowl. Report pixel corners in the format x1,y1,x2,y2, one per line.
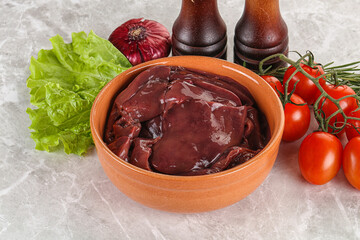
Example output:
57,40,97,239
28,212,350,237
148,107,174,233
90,56,284,213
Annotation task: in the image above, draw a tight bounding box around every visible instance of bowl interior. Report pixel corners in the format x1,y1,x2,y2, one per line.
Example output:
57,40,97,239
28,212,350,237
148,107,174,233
92,56,283,168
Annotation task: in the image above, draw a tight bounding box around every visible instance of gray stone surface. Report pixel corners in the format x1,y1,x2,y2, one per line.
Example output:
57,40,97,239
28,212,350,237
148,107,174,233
1,0,360,239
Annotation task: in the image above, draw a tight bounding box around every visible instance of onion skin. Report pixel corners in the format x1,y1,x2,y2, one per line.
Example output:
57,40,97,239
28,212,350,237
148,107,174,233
109,18,171,66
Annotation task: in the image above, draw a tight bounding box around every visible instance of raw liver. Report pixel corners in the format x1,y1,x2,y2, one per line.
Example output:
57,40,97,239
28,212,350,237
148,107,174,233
104,66,270,175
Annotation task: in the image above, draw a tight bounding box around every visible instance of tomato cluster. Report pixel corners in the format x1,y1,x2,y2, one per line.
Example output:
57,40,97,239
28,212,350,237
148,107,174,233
261,62,360,189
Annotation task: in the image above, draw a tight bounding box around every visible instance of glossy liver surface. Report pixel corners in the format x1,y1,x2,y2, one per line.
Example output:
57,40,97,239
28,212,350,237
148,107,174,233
104,66,270,175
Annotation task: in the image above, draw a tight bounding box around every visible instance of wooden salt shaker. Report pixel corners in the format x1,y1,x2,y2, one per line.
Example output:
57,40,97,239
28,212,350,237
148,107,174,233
172,0,227,59
234,0,289,71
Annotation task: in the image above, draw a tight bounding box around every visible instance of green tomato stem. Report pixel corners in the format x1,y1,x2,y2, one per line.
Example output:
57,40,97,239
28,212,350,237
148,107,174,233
259,52,360,135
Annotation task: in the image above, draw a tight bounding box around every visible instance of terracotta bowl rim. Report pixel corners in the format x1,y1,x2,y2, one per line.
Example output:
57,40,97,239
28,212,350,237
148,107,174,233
90,55,284,182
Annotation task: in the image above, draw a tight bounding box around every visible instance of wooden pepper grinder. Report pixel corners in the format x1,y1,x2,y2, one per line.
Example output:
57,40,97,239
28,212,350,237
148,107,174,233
234,0,289,71
172,0,227,59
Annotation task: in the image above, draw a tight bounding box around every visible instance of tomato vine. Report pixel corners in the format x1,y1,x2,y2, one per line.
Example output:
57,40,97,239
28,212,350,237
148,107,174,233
258,51,360,135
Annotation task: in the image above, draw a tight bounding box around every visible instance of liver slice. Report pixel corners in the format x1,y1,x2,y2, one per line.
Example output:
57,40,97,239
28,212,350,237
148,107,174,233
104,66,270,175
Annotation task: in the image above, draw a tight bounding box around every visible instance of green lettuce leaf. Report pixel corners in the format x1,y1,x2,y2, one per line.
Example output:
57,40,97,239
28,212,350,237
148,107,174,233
27,31,131,155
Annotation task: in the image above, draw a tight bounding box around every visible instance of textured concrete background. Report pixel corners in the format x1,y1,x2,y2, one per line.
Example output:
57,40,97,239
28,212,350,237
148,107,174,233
1,0,360,239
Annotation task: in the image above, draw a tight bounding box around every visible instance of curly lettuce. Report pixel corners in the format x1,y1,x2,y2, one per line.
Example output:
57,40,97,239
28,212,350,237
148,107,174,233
27,31,131,155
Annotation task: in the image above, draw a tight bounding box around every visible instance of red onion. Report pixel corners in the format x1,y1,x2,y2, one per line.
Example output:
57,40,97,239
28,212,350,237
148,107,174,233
109,18,171,66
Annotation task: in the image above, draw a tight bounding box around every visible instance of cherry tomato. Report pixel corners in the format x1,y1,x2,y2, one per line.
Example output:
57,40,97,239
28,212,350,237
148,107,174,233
345,110,360,141
343,136,360,190
283,63,326,104
261,75,284,94
283,94,311,142
261,76,310,141
298,132,343,185
315,84,358,135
